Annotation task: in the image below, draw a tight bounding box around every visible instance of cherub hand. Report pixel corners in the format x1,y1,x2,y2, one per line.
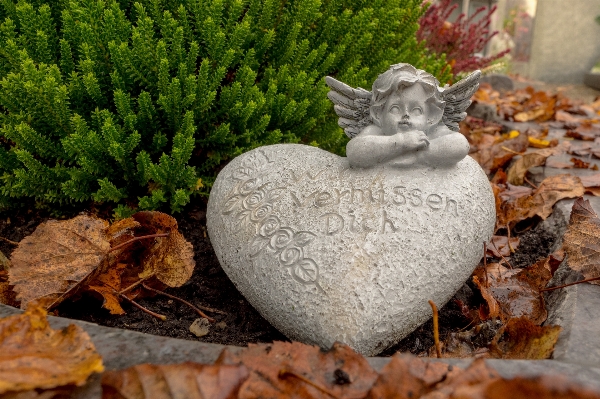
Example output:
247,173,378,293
398,130,430,151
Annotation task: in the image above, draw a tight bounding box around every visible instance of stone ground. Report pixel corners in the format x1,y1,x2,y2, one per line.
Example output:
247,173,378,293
3,77,600,397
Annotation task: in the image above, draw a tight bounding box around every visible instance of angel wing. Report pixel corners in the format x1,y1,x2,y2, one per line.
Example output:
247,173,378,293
440,70,481,131
325,76,372,138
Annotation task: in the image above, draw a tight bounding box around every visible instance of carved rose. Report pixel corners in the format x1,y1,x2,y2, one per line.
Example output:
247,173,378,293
269,228,295,250
250,202,273,222
238,178,262,195
258,215,280,237
242,188,267,209
279,247,303,266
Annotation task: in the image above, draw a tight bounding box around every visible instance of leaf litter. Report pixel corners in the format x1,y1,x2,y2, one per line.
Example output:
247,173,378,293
3,86,600,396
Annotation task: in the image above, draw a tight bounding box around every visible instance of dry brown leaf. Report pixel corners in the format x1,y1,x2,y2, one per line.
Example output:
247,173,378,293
555,110,582,123
427,357,500,398
87,263,128,315
545,157,575,169
366,353,451,398
490,317,561,359
0,271,18,307
563,197,600,285
9,215,110,308
471,131,529,174
0,303,103,394
483,374,600,399
102,362,248,399
487,235,520,257
496,174,584,228
228,341,378,399
506,141,570,185
132,212,194,287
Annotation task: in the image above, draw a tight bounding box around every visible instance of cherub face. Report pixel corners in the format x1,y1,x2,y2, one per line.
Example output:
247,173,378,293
380,83,429,136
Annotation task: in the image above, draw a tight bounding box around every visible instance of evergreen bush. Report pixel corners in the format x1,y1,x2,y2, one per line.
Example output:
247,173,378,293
0,0,450,215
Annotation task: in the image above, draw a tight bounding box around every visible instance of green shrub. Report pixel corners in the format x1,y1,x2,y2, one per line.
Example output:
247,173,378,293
0,0,450,215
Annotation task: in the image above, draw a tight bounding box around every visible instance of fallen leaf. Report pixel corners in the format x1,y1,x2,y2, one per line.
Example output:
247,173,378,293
0,303,103,394
8,215,110,308
555,110,582,123
87,263,128,315
497,183,533,202
545,158,575,169
102,362,248,399
227,341,378,399
428,357,501,398
133,212,195,287
490,317,561,359
0,271,18,307
0,250,10,271
487,235,520,257
483,374,600,399
496,174,584,228
579,174,600,196
366,353,451,398
571,157,592,168
473,258,553,324
506,141,570,185
562,197,600,285
471,131,529,174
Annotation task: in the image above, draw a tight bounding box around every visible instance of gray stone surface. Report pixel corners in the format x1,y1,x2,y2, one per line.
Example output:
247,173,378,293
480,74,514,92
207,144,495,355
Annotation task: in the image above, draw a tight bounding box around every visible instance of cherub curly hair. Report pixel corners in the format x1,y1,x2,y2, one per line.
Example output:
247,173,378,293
370,63,445,130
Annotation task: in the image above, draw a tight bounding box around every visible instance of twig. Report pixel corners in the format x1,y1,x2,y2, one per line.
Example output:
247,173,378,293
490,240,514,269
523,176,538,189
109,233,170,253
540,276,600,292
0,236,19,246
143,283,216,322
119,277,149,295
483,241,489,288
194,304,228,315
120,293,166,320
506,225,515,253
279,369,341,399
429,300,441,359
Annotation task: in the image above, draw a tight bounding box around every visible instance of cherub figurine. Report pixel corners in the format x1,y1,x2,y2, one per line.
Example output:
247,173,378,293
326,63,480,169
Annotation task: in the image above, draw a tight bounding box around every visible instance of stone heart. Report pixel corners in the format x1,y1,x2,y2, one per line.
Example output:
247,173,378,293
207,144,495,355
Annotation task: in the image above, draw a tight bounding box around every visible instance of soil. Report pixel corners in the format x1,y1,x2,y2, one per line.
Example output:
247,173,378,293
0,201,559,355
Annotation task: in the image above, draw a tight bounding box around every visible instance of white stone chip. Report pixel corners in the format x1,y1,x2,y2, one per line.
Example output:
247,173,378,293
207,144,495,355
189,318,210,337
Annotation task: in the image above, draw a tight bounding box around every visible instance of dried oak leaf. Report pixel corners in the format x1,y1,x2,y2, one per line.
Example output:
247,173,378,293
9,215,110,308
496,174,584,228
225,341,378,399
132,212,194,287
102,362,248,399
506,141,570,185
366,353,451,398
0,303,103,394
490,317,561,359
473,257,553,324
563,197,600,284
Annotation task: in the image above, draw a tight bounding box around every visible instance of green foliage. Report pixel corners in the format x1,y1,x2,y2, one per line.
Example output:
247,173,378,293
0,0,450,213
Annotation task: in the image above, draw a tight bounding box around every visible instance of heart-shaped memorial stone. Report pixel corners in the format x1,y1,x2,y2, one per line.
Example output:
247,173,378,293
207,144,495,355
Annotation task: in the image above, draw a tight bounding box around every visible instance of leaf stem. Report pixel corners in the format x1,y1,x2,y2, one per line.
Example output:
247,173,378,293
540,276,600,292
120,293,166,321
429,299,441,358
142,283,216,322
0,236,19,246
109,233,170,253
119,277,149,294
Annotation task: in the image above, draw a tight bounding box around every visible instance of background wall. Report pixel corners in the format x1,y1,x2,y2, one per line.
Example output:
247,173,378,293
527,0,600,83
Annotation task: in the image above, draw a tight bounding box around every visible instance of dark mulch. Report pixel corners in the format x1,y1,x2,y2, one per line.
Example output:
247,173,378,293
0,201,558,354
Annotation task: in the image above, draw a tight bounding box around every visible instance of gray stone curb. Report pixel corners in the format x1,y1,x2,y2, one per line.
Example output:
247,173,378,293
2,303,600,398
